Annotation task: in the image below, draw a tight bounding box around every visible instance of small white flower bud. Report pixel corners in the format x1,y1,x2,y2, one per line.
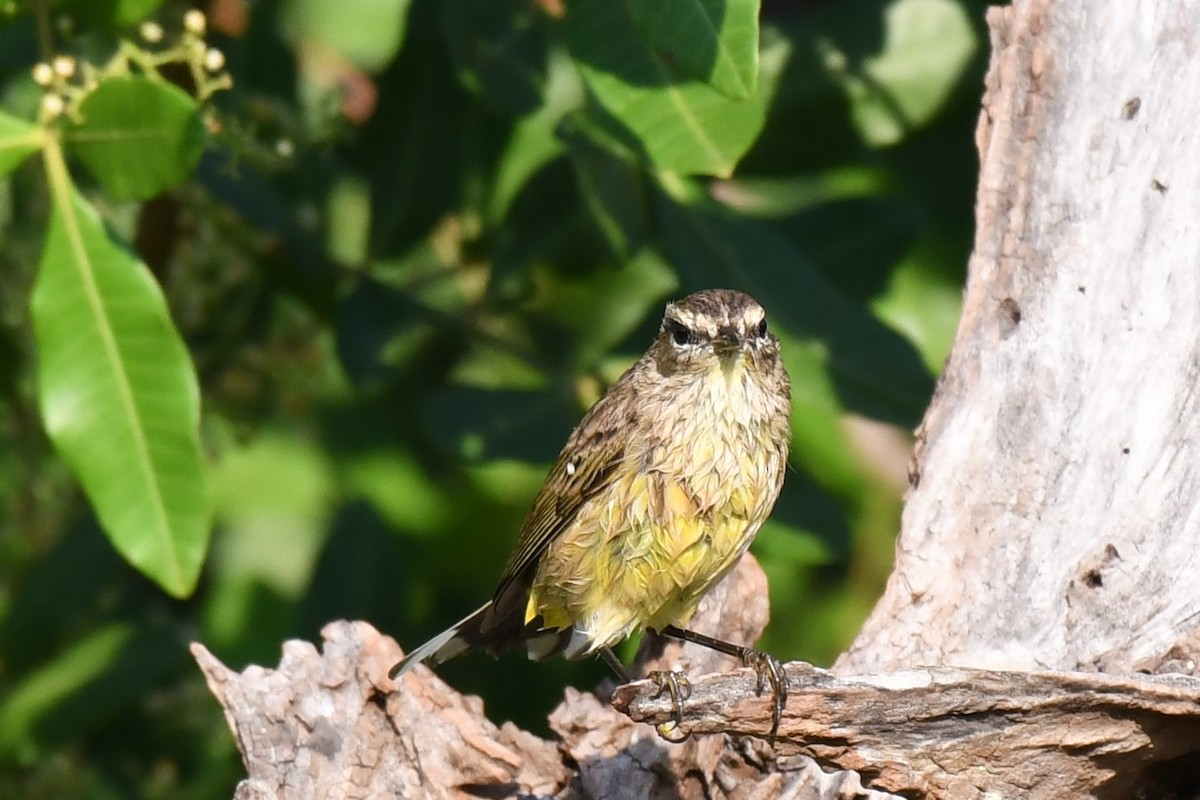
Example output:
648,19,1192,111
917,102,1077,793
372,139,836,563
183,9,206,35
52,55,75,78
41,93,65,119
203,47,225,72
140,20,164,43
32,62,54,86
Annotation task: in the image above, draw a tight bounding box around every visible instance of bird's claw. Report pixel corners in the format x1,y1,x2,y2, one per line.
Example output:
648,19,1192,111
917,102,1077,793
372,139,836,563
648,669,692,742
742,650,787,743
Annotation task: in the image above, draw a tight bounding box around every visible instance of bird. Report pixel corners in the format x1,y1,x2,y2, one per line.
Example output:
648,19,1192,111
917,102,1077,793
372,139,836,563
390,288,792,740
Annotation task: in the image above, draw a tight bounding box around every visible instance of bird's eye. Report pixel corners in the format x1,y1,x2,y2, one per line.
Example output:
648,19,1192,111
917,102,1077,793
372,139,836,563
755,318,768,339
667,320,693,347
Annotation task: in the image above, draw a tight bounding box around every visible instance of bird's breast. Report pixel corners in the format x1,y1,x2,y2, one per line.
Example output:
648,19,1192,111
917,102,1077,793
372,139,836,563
527,358,789,650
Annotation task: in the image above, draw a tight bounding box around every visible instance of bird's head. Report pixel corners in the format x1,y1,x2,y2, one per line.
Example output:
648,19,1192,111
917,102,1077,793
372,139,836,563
652,289,780,380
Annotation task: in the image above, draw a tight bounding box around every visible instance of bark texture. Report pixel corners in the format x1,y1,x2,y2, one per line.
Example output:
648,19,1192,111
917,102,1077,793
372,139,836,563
193,556,896,800
841,0,1200,677
195,0,1200,797
618,663,1200,798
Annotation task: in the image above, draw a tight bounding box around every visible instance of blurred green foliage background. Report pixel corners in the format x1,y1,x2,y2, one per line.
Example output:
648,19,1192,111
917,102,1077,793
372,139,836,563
0,0,988,796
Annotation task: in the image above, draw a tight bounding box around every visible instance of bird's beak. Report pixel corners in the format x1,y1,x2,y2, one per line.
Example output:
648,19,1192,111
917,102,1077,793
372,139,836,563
713,327,741,357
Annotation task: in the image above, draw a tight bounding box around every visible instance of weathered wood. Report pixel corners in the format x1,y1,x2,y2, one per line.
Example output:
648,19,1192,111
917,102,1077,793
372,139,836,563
193,621,574,800
840,0,1200,677
616,663,1200,799
194,556,898,800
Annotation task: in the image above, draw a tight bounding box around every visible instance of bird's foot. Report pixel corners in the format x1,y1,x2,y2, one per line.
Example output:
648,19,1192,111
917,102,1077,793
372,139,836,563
647,670,692,742
741,650,787,743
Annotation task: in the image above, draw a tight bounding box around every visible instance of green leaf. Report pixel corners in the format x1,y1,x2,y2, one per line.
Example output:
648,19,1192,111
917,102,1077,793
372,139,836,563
58,0,167,28
0,523,126,676
284,0,413,71
871,236,964,373
204,429,335,660
627,0,759,99
566,1,788,177
65,76,206,201
485,48,584,225
442,0,548,115
0,624,135,763
361,0,469,256
779,333,871,500
711,168,895,218
825,0,977,147
0,620,185,765
529,249,677,368
339,449,447,535
565,130,650,261
32,146,210,597
782,196,923,302
298,505,409,633
487,112,567,227
425,388,582,463
0,110,42,177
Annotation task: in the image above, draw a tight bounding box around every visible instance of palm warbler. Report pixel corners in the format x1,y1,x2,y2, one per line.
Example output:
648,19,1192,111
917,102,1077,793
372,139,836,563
390,288,792,739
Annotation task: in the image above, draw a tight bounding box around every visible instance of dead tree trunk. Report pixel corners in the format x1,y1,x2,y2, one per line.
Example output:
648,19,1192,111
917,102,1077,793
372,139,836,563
193,1,1200,797
840,0,1200,681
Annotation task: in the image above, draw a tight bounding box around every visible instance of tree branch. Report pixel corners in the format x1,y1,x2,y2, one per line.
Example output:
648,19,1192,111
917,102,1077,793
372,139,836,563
193,556,900,800
615,662,1200,799
192,620,572,800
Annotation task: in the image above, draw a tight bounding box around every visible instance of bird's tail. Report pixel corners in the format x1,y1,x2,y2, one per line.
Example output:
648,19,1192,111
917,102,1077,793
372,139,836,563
389,602,492,680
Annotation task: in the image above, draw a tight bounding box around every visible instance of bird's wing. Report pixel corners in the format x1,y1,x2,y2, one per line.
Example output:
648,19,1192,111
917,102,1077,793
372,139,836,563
486,403,629,625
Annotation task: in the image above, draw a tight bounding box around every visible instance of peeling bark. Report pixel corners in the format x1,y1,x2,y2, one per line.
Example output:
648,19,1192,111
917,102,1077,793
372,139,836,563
194,557,895,800
617,663,1200,798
